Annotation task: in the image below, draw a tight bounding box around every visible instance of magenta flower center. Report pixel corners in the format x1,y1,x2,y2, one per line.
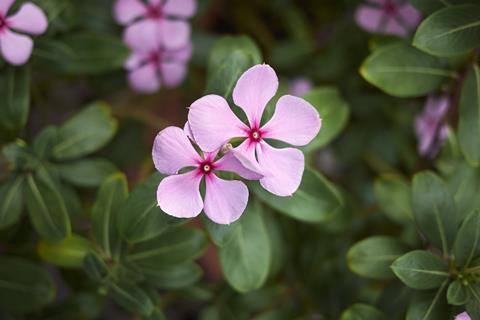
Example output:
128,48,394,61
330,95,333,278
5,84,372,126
0,14,9,32
147,5,164,19
383,1,398,15
199,161,215,175
148,51,162,67
248,128,263,143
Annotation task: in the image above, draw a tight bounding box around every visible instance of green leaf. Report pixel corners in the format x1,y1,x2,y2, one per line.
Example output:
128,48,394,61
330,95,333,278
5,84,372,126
0,256,55,314
126,228,207,268
108,280,154,316
347,236,409,280
408,0,445,14
446,279,468,305
58,158,118,188
33,33,129,75
250,167,342,223
37,234,92,268
413,5,480,57
0,176,24,229
391,250,449,290
406,288,448,320
25,174,71,241
52,102,117,161
140,263,203,290
453,210,480,268
458,64,480,166
374,173,413,224
83,252,109,282
360,43,455,97
32,126,58,159
202,215,239,247
300,87,350,153
412,171,457,254
91,173,128,259
0,66,30,137
219,200,271,292
340,304,387,320
117,173,185,243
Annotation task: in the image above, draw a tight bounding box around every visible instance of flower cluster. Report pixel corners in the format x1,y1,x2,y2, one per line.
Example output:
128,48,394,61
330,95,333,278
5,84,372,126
152,64,322,224
113,0,196,93
0,0,48,65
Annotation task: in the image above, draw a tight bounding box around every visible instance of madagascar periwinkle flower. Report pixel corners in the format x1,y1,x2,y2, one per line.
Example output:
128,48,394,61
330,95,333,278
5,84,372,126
152,126,262,224
456,312,471,320
415,94,450,158
355,0,421,37
114,0,196,50
124,25,192,93
289,77,313,97
188,64,321,197
0,0,48,65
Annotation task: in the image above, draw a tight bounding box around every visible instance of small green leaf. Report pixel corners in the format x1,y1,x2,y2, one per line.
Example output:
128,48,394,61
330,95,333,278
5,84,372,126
447,279,468,305
91,173,128,259
408,0,445,14
413,5,480,57
202,215,239,247
406,288,448,320
37,234,92,268
412,171,457,254
391,250,449,290
52,102,117,161
0,176,24,229
374,173,413,224
32,126,58,159
347,236,409,280
108,280,154,316
140,263,203,290
83,253,109,282
340,304,387,320
360,43,454,97
58,158,118,188
453,210,480,268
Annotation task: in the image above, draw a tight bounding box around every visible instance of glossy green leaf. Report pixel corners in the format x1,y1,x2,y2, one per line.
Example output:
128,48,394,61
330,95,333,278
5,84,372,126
219,200,271,292
453,210,480,268
412,171,457,254
301,87,350,153
347,236,409,280
38,234,92,268
140,263,203,289
91,173,128,259
413,5,480,57
391,250,449,290
447,279,468,305
458,64,480,166
202,215,239,247
0,256,55,314
58,158,118,188
374,173,413,224
52,102,117,161
406,288,448,320
250,167,342,223
25,174,71,241
108,280,154,316
360,43,455,97
0,176,24,229
340,304,387,320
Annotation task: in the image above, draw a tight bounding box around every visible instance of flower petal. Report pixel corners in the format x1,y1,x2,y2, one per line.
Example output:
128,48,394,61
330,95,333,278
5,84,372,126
188,94,248,152
398,3,422,30
124,52,147,70
7,3,48,35
203,174,248,224
455,312,471,320
0,0,14,16
256,142,304,196
355,5,383,33
262,95,321,146
113,0,147,25
159,19,190,50
215,151,263,180
384,16,407,37
161,61,187,88
128,63,161,93
184,121,194,141
232,64,278,127
152,126,201,175
0,30,33,66
123,19,160,53
164,43,193,63
157,171,203,218
163,0,197,18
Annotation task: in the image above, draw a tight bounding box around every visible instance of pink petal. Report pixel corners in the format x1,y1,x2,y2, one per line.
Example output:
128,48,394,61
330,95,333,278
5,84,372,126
425,95,449,118
262,95,321,146
398,3,422,30
455,312,471,320
232,139,264,176
256,142,304,196
161,61,187,88
215,151,263,180
124,52,146,71
159,19,190,50
152,126,201,175
184,121,194,141
123,19,160,53
289,77,313,97
113,0,147,25
384,16,407,37
0,30,33,66
203,174,248,224
355,5,383,33
163,0,197,18
7,3,48,35
157,171,203,218
164,43,193,63
0,0,14,16
128,63,161,93
232,64,279,127
188,94,248,152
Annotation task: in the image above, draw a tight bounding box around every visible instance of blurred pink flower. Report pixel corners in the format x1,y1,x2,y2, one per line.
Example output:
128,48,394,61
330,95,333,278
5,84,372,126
114,0,196,50
152,126,262,224
188,64,321,197
456,312,471,320
355,0,421,37
415,94,450,158
0,0,48,65
289,77,313,97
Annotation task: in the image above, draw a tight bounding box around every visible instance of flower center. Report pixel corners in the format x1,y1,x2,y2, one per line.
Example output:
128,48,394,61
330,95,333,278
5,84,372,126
147,5,164,19
148,51,162,67
199,161,214,175
383,1,397,15
249,129,262,142
0,15,8,31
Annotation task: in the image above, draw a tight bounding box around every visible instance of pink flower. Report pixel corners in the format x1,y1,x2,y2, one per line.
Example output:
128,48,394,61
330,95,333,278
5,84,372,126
124,24,192,93
152,126,262,224
188,64,321,197
415,94,450,158
456,312,471,320
114,0,196,50
355,0,421,37
289,77,313,97
0,0,48,65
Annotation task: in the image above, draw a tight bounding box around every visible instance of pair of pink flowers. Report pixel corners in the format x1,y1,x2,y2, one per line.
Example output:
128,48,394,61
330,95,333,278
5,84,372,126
113,0,196,93
152,64,322,224
0,0,48,65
